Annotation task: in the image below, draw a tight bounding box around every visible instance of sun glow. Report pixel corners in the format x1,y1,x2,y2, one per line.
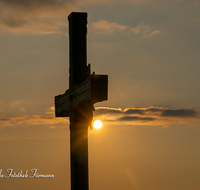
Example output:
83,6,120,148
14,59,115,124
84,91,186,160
93,120,103,129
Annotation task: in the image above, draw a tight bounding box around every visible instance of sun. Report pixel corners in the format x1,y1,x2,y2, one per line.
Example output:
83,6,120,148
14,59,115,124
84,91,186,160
93,120,103,129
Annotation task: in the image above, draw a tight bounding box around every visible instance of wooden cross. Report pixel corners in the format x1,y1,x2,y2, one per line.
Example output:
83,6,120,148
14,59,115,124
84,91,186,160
54,12,108,190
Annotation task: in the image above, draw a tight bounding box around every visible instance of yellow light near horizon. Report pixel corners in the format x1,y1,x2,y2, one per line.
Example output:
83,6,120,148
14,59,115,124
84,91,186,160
93,120,103,129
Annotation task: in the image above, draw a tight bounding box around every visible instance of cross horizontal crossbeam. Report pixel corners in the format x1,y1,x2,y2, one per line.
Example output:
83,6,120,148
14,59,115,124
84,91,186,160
55,74,108,117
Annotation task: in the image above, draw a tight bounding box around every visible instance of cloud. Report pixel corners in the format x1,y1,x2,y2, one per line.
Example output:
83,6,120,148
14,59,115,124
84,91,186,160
7,100,29,113
0,0,71,16
1,0,67,8
93,20,160,38
0,1,163,35
130,21,150,34
20,108,26,113
76,0,156,3
0,0,76,34
94,107,122,115
124,109,145,115
94,106,200,125
0,113,68,127
2,18,27,28
9,100,28,107
129,21,160,37
46,106,55,115
118,116,155,121
0,106,199,127
93,20,126,33
161,109,197,117
149,30,160,35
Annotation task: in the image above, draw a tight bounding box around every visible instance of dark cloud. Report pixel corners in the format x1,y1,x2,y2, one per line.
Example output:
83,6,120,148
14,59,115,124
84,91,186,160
2,18,27,28
145,107,163,112
124,107,199,118
94,108,122,116
161,109,197,117
118,116,155,122
124,109,145,115
94,107,199,118
0,0,74,33
0,0,68,10
0,118,9,121
93,106,200,125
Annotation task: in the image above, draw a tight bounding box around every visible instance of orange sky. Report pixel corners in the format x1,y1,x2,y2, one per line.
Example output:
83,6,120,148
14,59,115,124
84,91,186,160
1,0,200,190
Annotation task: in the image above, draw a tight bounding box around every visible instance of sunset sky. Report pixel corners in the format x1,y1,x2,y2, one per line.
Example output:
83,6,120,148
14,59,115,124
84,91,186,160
1,0,200,190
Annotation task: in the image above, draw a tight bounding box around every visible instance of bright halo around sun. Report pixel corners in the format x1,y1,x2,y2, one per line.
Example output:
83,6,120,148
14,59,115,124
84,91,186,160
93,120,103,129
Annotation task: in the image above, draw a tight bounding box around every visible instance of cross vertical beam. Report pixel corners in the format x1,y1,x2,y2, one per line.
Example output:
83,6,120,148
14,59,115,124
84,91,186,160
68,12,89,190
55,11,108,190
68,12,87,91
